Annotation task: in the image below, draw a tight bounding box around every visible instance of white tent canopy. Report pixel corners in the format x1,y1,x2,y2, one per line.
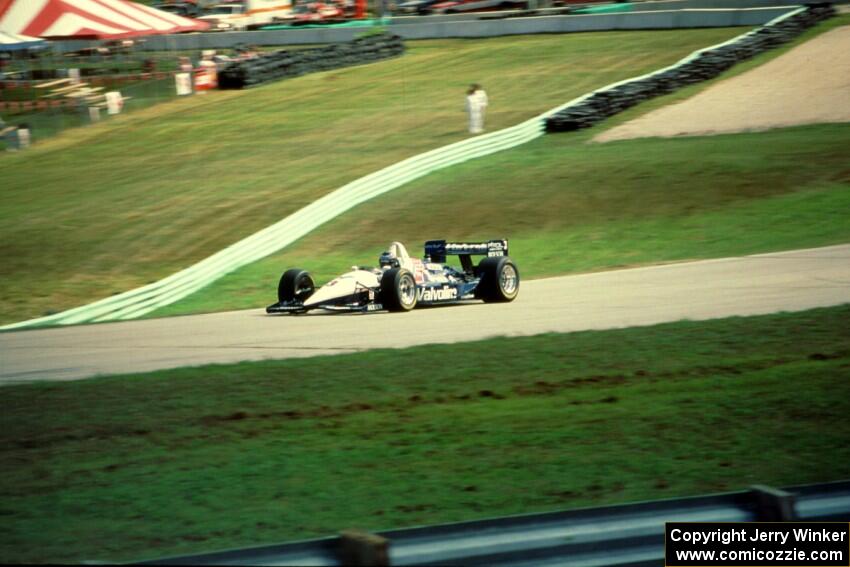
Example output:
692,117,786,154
0,30,46,51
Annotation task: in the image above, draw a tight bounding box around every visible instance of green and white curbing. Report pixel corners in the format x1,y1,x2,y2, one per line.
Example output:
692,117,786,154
1,6,810,330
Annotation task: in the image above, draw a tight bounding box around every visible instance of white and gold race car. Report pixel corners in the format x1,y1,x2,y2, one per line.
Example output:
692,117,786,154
266,239,519,314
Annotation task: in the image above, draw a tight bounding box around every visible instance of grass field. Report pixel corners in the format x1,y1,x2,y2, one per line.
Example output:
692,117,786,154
2,304,848,563
3,18,847,566
155,123,850,317
151,16,850,318
4,12,849,566
0,27,751,326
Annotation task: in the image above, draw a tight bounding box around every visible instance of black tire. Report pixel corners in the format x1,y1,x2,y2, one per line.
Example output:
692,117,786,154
277,268,315,303
380,268,418,312
476,256,520,303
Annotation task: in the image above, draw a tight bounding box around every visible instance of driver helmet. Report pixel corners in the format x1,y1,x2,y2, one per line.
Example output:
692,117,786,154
379,250,400,269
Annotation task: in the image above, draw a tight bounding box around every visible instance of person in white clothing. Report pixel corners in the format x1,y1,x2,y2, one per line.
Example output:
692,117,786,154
466,84,488,134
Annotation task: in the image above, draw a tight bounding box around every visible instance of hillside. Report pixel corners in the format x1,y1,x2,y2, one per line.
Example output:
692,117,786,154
0,29,747,326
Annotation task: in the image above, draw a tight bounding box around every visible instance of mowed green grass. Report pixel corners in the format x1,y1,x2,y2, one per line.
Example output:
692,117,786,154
156,122,850,317
2,305,849,563
153,19,850,318
0,28,749,326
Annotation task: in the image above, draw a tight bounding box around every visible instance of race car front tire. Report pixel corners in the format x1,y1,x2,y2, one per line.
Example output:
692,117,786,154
380,268,418,312
278,268,315,303
476,256,520,302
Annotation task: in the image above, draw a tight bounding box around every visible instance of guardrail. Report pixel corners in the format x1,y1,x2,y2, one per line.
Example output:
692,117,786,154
123,6,795,49
0,4,818,330
136,480,850,565
41,5,807,53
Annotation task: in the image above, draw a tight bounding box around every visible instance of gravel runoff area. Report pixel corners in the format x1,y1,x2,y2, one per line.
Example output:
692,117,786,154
594,25,850,142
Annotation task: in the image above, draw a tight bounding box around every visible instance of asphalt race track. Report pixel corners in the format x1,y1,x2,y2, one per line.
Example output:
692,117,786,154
1,244,849,385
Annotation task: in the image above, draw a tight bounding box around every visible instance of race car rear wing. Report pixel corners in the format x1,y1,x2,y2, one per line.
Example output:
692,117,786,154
424,239,509,268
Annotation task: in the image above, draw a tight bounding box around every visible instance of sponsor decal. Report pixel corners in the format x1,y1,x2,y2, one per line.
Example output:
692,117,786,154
446,243,489,252
417,286,458,302
443,241,508,256
413,258,425,284
487,241,506,256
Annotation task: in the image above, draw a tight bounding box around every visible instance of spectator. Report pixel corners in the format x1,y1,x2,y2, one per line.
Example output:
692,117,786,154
178,56,193,73
142,58,157,74
16,123,31,149
195,51,218,92
465,83,488,134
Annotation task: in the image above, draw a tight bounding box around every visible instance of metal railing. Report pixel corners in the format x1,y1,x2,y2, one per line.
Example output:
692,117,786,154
136,480,850,565
0,5,811,330
125,6,797,49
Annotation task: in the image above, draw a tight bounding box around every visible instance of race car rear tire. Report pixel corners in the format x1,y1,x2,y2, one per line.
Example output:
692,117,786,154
476,256,519,303
380,268,418,312
278,268,315,303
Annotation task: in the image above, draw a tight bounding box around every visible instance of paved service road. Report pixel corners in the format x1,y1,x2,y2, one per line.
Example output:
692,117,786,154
2,244,849,385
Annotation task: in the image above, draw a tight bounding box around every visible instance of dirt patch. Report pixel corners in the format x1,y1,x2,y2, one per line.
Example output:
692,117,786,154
594,26,850,142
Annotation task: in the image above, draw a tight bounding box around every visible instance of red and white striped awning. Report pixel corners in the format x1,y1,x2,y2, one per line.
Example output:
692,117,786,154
0,0,209,40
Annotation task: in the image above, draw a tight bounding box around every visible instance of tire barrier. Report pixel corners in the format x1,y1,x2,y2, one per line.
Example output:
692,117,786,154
217,33,405,89
545,4,835,132
0,5,827,330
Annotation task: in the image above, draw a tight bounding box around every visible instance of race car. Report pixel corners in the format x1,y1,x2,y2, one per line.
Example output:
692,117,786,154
266,239,519,314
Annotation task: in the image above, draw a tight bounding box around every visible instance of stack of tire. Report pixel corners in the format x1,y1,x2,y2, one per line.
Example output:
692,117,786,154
545,4,835,133
218,33,405,89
